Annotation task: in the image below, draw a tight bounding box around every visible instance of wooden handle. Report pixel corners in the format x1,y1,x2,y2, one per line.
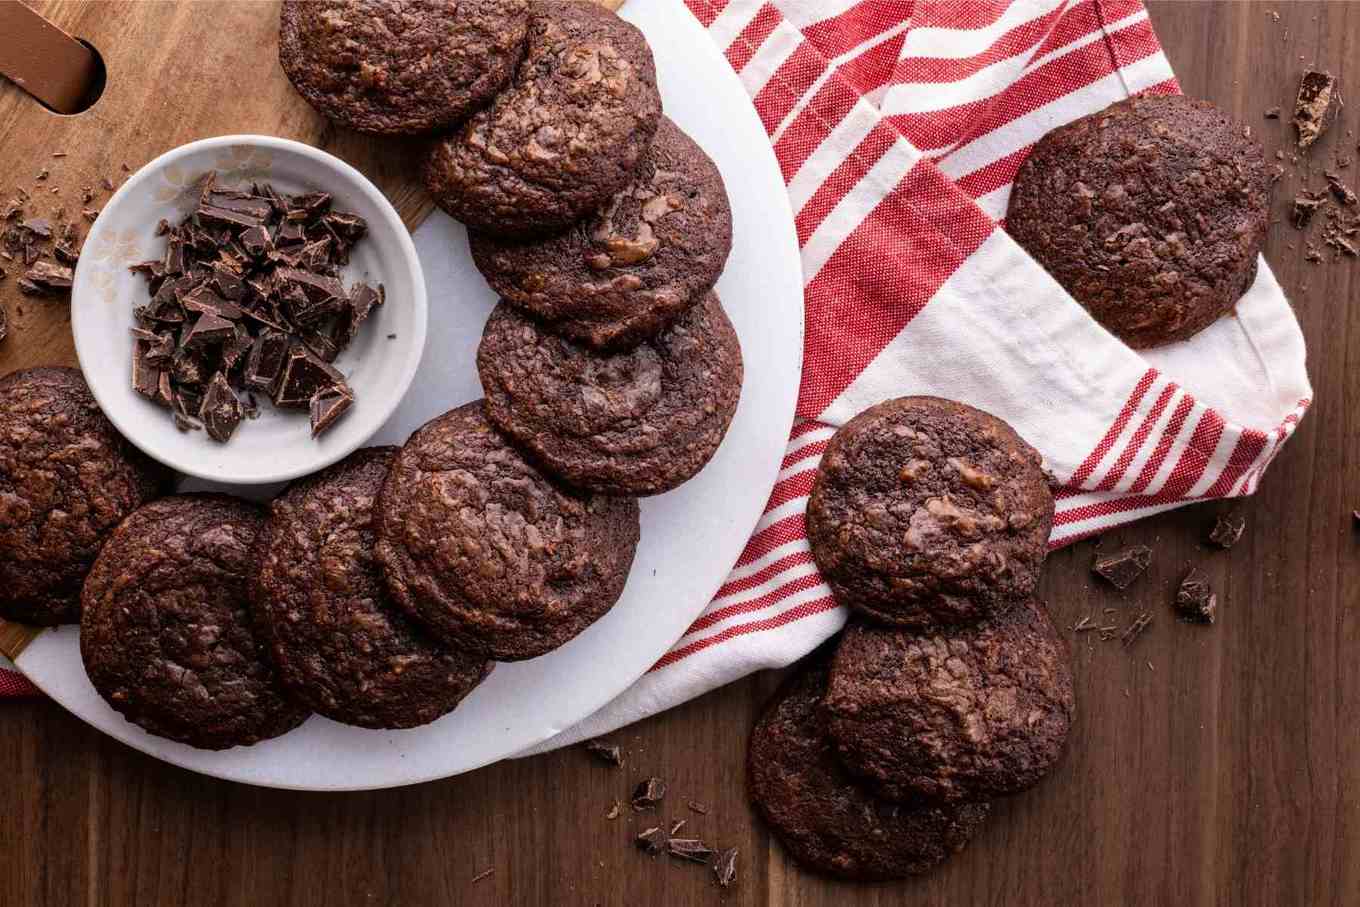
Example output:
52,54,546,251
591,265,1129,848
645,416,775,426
0,0,100,114
0,619,40,661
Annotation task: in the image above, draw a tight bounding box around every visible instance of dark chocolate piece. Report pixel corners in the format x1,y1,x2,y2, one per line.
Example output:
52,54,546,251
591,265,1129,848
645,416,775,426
1120,611,1153,647
244,330,291,394
308,387,352,438
1295,70,1342,150
1290,192,1327,229
1327,171,1358,206
713,848,737,888
182,311,235,349
132,342,162,400
668,838,714,865
1175,569,1216,624
197,203,265,231
1208,513,1246,549
274,344,344,408
631,777,667,810
635,827,667,856
201,372,244,443
1092,545,1151,589
583,740,622,766
24,260,73,292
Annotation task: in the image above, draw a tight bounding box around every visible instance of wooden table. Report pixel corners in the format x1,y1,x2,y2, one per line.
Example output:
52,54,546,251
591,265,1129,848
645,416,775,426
3,2,1357,904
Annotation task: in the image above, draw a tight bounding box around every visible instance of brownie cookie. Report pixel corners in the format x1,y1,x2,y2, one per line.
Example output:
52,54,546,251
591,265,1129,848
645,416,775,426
278,0,529,136
80,495,307,750
806,396,1053,628
424,0,662,237
374,401,641,661
477,293,742,496
469,117,732,351
1007,94,1270,348
823,599,1074,804
0,367,169,626
252,448,492,729
747,658,990,881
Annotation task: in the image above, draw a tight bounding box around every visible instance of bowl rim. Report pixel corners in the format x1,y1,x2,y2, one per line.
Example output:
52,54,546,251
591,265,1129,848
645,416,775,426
71,133,429,486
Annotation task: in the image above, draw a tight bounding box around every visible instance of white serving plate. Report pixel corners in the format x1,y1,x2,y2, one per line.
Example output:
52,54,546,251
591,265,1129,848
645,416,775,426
15,0,804,790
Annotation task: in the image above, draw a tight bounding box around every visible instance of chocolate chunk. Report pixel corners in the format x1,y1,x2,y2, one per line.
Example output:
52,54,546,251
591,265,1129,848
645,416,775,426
275,220,306,247
172,349,209,388
287,191,332,221
132,341,162,400
667,839,714,865
1292,192,1327,228
15,278,42,296
20,217,51,239
323,211,367,241
200,372,244,443
240,224,271,259
197,204,265,231
635,827,667,856
686,800,709,815
298,237,332,271
339,282,385,345
1326,171,1358,206
308,387,352,438
223,323,255,372
182,311,235,349
53,242,79,266
1208,513,1246,549
182,284,244,321
1092,545,1151,589
1295,70,1342,150
1175,569,1216,624
713,848,737,887
204,191,273,221
583,740,622,766
274,344,344,408
23,260,73,292
631,777,667,810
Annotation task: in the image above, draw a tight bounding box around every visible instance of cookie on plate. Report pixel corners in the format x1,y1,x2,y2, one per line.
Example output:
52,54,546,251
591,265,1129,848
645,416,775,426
374,401,641,661
252,447,492,730
278,0,530,135
477,292,742,496
806,396,1053,628
469,116,732,351
0,367,170,626
747,658,990,881
823,599,1074,804
81,495,308,750
1007,94,1270,348
424,0,662,237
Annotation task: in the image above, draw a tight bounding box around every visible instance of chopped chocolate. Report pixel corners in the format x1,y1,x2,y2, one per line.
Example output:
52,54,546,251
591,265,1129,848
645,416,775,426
324,211,367,241
35,168,48,181
200,372,244,443
1120,611,1153,648
276,220,306,247
308,387,352,438
1292,192,1327,228
669,819,686,837
583,740,623,766
686,801,709,815
1175,570,1217,624
635,827,667,856
53,241,79,266
605,801,622,821
172,348,209,388
1326,171,1358,205
182,285,244,321
667,839,714,865
197,204,266,232
81,208,99,222
20,217,52,239
132,342,162,400
713,848,738,888
1295,70,1342,150
1208,513,1246,549
274,344,344,409
15,278,41,296
204,191,273,221
240,224,271,258
22,260,73,293
631,777,667,811
1265,106,1282,119
1092,545,1151,590
182,311,236,349
222,323,255,372
340,282,385,345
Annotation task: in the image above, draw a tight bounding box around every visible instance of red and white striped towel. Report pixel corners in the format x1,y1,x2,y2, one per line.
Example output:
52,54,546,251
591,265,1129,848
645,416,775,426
3,1,1313,735
527,0,1310,751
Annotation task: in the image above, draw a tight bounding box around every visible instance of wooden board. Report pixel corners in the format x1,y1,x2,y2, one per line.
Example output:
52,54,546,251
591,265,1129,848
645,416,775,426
0,0,619,659
6,3,1360,907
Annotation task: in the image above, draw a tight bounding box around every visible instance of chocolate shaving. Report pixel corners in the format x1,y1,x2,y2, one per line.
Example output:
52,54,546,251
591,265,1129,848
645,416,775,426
1120,612,1153,648
713,848,738,888
635,827,667,856
667,839,715,865
1295,70,1342,150
583,740,623,766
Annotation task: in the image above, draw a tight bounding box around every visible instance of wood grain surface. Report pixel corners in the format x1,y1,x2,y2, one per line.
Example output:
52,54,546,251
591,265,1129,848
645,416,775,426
2,2,1358,905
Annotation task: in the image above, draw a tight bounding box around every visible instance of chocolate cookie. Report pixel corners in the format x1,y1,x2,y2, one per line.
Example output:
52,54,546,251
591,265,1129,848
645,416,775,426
477,292,742,496
80,495,307,750
469,117,732,350
278,0,529,136
423,0,662,237
0,367,169,626
806,396,1053,628
252,448,492,729
747,658,990,881
374,401,641,661
1007,94,1270,348
823,599,1074,804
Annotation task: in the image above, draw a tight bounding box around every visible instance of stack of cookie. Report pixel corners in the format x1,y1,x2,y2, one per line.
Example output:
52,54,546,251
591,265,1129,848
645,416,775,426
747,397,1075,881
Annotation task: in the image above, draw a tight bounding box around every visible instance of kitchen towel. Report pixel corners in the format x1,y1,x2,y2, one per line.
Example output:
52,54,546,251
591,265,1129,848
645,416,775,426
2,0,1312,719
525,0,1311,752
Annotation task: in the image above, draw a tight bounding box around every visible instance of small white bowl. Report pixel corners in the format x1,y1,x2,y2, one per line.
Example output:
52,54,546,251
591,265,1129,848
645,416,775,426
71,135,427,485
